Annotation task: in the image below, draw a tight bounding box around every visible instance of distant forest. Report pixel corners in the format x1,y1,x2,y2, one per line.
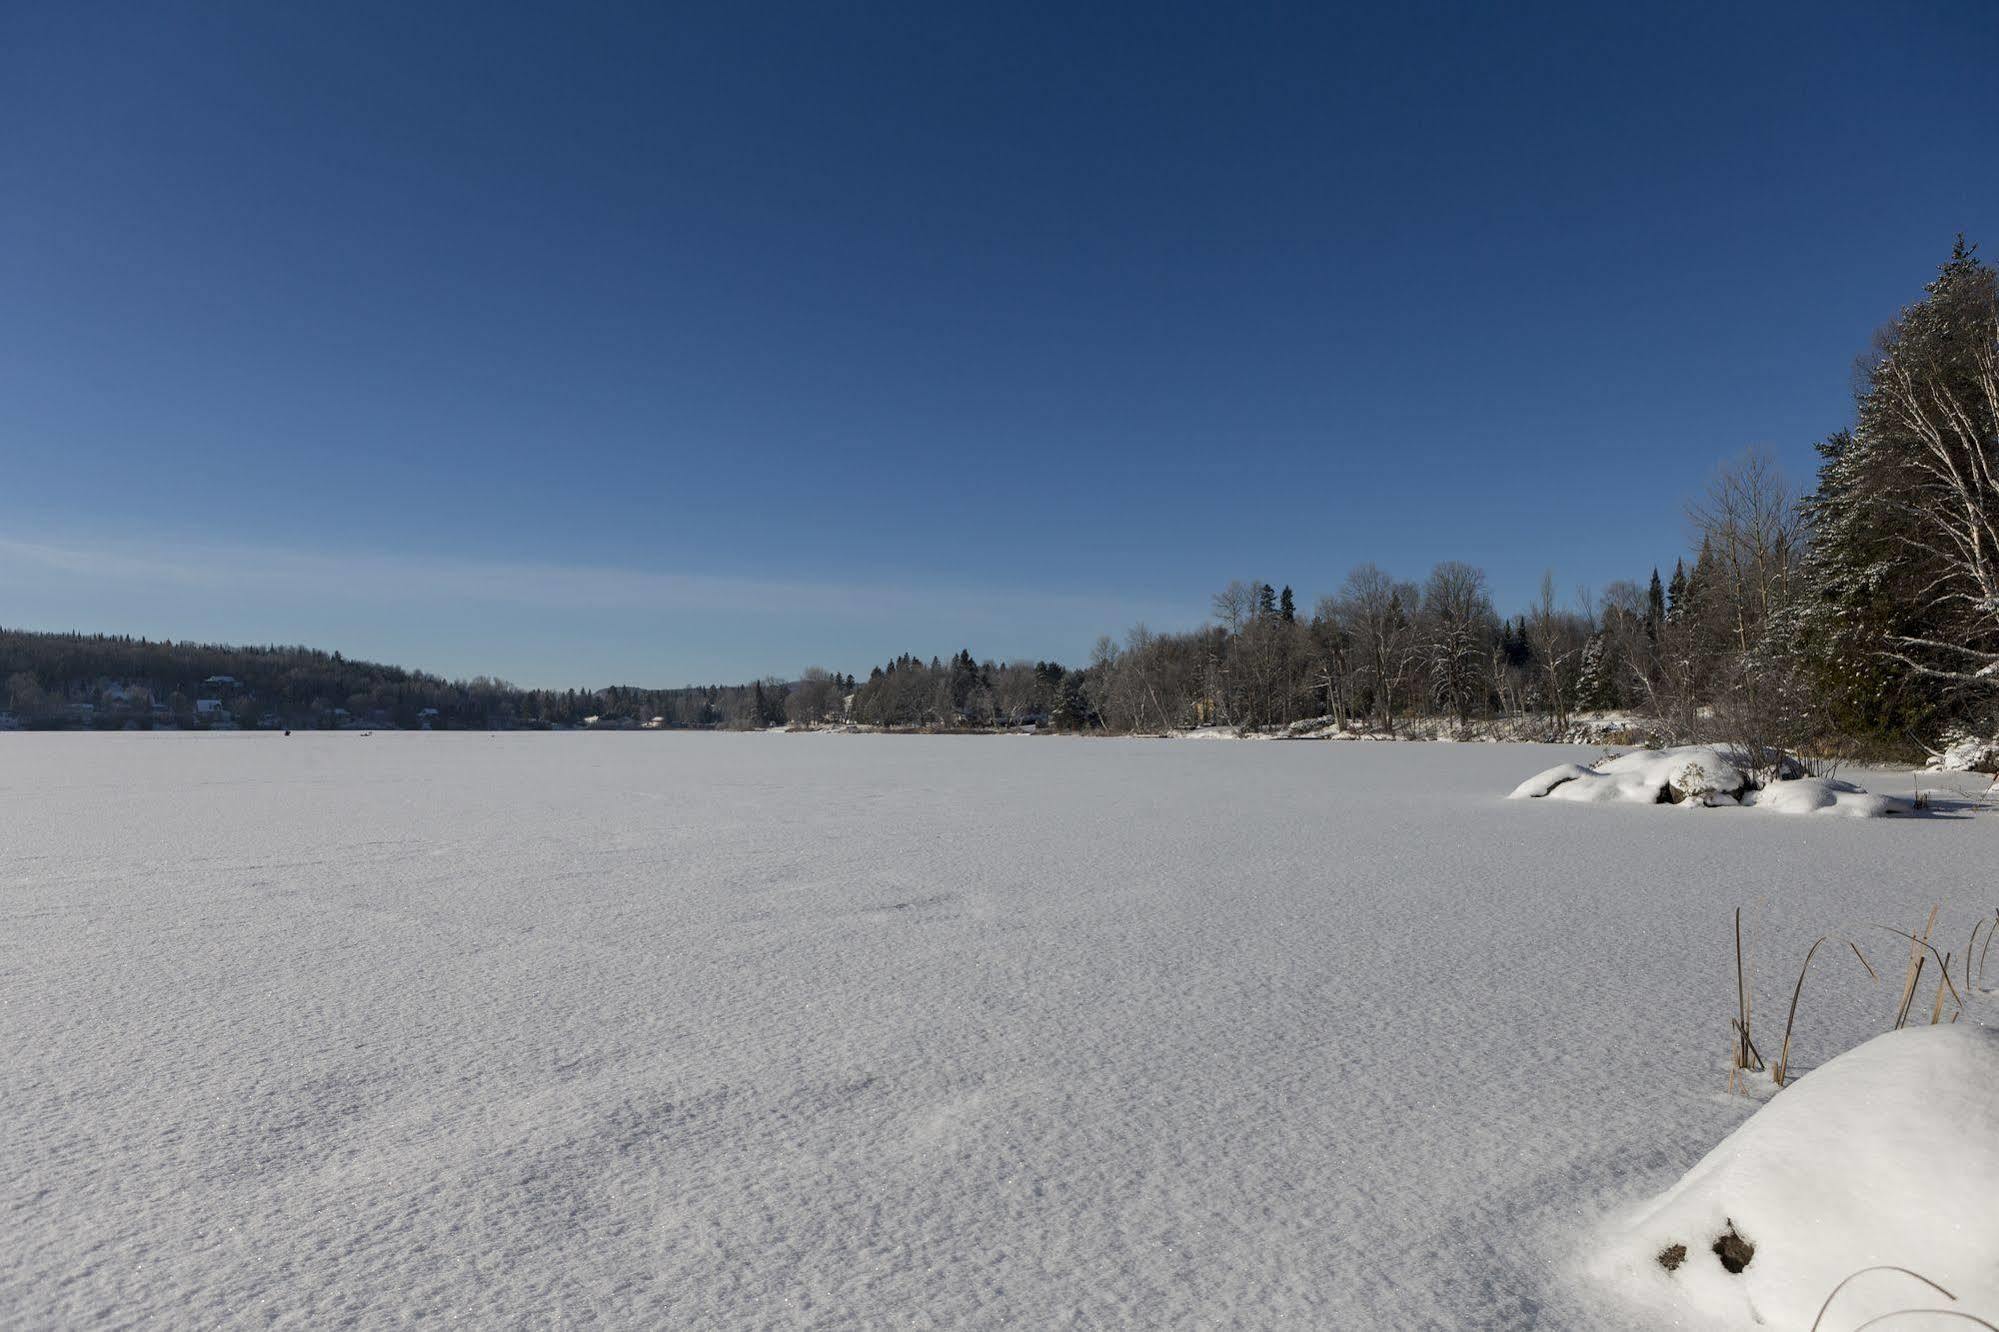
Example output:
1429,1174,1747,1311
0,628,827,732
6,242,1997,758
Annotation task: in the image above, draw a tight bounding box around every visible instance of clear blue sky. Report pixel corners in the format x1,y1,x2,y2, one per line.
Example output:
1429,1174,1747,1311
3,2,1995,687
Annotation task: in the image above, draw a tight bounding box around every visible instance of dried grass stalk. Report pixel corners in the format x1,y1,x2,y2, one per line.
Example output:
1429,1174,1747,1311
1810,1265,1959,1332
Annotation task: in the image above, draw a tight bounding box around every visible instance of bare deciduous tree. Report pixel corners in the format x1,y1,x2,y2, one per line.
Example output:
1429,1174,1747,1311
1336,563,1420,734
784,666,840,725
1210,580,1259,635
1873,298,1999,691
1418,561,1495,728
1689,448,1801,657
1527,571,1586,733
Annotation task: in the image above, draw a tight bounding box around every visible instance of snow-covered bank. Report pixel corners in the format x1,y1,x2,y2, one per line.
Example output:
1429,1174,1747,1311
1162,711,1661,745
1510,745,1905,816
1590,1025,1999,1330
1929,729,1999,774
3,734,1993,1327
805,710,1665,745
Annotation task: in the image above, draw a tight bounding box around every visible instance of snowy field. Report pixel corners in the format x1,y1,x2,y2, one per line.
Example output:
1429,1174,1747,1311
3,733,1994,1329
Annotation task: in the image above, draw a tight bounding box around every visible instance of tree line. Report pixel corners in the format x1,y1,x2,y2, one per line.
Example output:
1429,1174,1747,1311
811,240,1999,760
0,629,851,732
6,241,1995,757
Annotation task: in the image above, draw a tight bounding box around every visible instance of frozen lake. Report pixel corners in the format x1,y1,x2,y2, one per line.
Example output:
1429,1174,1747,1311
4,733,1993,1328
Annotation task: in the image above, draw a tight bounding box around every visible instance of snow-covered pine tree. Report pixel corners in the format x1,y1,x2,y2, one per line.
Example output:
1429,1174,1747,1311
1790,429,1938,743
1575,633,1615,711
1794,239,1999,744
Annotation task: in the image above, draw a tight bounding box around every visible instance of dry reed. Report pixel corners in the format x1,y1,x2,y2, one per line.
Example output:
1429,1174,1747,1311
1730,902,1993,1095
1811,1266,1959,1332
1731,908,1763,1089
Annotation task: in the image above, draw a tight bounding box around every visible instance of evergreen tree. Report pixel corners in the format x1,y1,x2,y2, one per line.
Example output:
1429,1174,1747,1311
1645,569,1665,641
1279,585,1296,623
1790,429,1913,740
1575,634,1615,710
1687,537,1715,613
1051,670,1091,731
1256,582,1278,618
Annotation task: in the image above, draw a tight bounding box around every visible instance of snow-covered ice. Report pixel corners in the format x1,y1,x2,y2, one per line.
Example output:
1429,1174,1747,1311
2,733,1993,1328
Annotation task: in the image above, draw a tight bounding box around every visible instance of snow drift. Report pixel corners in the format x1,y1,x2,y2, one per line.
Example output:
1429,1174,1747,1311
1508,746,1901,816
1589,1025,1999,1331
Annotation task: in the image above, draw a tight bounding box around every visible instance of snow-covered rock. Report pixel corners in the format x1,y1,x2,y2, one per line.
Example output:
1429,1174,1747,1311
1929,730,1999,774
1509,746,1901,816
1662,749,1750,804
1589,1025,1999,1331
1509,746,1744,805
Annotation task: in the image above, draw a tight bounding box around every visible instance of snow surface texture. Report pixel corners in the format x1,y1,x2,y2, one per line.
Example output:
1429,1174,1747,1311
1509,745,1901,816
3,734,1993,1328
1591,1025,1999,1330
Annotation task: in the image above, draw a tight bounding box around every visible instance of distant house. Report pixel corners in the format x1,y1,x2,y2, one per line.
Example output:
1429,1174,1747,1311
203,675,238,688
194,698,237,728
418,707,440,718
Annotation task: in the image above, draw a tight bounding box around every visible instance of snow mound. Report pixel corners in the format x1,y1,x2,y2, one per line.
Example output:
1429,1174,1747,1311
1589,1025,1999,1331
1742,777,1894,818
1508,763,1597,799
1508,746,1901,816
